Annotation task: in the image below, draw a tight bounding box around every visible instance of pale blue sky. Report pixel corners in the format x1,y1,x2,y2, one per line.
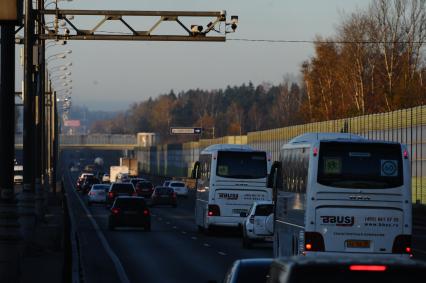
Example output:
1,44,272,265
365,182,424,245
16,0,371,111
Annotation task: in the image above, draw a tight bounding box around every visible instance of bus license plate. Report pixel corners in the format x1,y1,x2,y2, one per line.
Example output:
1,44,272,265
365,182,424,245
346,240,370,248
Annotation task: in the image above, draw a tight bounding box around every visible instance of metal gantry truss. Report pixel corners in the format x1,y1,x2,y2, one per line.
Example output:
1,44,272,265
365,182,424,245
38,9,235,41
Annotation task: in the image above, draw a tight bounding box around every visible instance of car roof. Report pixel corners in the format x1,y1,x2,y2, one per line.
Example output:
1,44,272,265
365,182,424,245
169,181,185,184
115,196,144,199
236,258,274,266
274,255,426,267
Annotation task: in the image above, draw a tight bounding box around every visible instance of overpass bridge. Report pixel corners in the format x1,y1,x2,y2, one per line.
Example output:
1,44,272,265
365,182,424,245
15,133,155,151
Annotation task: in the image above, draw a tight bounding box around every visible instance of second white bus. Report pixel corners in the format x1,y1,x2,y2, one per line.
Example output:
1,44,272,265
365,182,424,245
192,144,272,232
269,133,412,258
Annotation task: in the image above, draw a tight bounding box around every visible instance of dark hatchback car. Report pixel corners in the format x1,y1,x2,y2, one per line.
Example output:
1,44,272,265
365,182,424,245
135,181,154,198
107,183,136,206
220,258,273,283
267,255,426,283
151,186,177,207
108,196,151,231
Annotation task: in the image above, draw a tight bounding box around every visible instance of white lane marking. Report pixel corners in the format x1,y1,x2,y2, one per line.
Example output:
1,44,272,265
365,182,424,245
151,214,156,217
172,226,177,229
191,236,197,240
218,252,227,256
68,173,130,283
158,217,163,221
181,231,187,234
166,221,171,225
203,243,211,247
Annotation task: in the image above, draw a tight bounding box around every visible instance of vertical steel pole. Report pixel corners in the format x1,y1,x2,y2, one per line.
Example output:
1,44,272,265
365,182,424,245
52,91,58,192
34,0,45,220
0,25,21,282
20,0,37,243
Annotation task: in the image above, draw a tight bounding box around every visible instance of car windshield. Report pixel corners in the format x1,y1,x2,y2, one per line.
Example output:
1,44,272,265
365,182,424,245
114,198,146,209
93,185,109,190
216,151,267,179
138,182,153,189
232,263,271,283
170,183,184,187
255,205,273,216
317,142,403,189
155,187,173,194
111,184,135,193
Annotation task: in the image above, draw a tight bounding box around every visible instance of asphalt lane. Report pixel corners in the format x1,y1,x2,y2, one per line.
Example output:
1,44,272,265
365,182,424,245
66,171,272,283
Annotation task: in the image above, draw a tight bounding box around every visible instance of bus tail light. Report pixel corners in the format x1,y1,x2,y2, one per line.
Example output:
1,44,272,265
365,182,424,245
304,232,325,251
403,149,409,159
392,234,411,254
208,204,220,216
313,147,318,156
111,208,120,215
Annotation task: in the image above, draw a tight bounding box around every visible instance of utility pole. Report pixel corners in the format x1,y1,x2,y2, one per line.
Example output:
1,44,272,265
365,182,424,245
0,24,21,283
20,0,37,245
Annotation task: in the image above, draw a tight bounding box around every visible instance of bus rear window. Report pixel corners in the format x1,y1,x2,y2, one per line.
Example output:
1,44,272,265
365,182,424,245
216,151,267,179
317,142,403,189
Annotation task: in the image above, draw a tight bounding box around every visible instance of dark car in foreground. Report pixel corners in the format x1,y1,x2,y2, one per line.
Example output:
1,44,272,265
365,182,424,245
107,183,136,206
108,196,151,231
151,186,177,207
268,255,426,283
220,258,273,283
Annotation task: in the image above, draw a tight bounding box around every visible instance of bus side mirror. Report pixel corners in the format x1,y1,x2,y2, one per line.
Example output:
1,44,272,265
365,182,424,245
268,161,282,188
191,161,200,179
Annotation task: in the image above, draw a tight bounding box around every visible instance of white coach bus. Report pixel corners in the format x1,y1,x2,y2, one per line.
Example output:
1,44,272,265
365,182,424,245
269,133,412,257
192,144,272,232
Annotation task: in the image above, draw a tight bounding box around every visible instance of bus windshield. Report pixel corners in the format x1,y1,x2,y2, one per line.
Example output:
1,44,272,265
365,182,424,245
317,142,403,189
216,151,267,179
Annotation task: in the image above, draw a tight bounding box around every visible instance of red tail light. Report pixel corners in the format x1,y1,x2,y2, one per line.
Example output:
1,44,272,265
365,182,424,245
403,149,409,159
143,209,150,216
313,147,318,156
172,192,177,199
304,232,325,252
208,204,220,217
350,265,387,272
108,192,114,199
111,208,120,215
392,234,412,254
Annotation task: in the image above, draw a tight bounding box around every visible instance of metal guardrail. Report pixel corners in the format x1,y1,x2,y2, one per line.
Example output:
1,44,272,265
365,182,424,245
62,179,83,283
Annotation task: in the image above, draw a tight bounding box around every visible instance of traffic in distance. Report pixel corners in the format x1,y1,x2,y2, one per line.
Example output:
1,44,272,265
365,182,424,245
67,132,425,283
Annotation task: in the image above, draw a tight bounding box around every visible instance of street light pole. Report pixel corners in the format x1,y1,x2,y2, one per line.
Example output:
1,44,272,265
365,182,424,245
0,25,21,283
34,0,46,220
20,0,37,244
